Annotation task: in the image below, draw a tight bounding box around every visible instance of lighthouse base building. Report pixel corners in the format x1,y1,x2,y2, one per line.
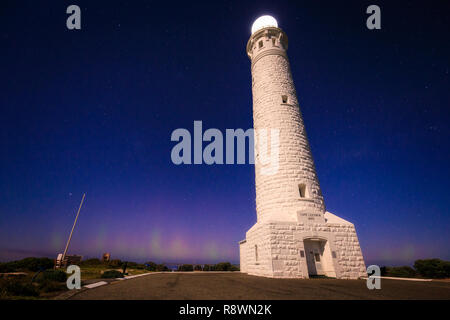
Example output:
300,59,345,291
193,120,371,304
239,16,366,279
239,212,366,279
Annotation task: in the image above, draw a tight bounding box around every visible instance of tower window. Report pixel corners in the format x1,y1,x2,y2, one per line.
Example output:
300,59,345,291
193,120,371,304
299,184,307,198
255,245,258,261
300,250,305,258
258,41,263,48
282,95,288,103
332,251,337,259
272,38,276,46
314,253,321,262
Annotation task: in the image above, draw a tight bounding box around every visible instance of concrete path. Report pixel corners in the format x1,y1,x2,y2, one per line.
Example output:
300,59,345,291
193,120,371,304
68,272,450,300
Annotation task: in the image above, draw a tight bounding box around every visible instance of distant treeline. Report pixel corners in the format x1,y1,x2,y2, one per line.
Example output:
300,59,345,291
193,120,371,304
8,257,449,278
79,259,170,271
79,259,240,272
178,262,239,272
0,257,239,273
381,259,450,279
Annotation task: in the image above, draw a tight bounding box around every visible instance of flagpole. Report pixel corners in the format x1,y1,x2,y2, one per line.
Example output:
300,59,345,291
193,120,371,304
62,193,86,264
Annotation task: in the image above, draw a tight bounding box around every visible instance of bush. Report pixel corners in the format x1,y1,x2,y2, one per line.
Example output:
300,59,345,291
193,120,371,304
101,270,124,279
205,262,239,271
108,259,123,268
230,265,240,271
42,270,67,282
79,258,103,267
383,266,416,278
0,279,39,297
156,264,169,272
38,280,66,293
20,257,54,271
214,262,233,271
144,262,169,272
178,264,194,272
203,264,213,271
144,261,158,271
194,265,202,271
1,257,54,272
414,259,450,279
0,263,15,273
126,261,138,268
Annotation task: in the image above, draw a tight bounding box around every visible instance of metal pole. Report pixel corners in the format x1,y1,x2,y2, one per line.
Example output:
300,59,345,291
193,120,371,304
62,193,86,264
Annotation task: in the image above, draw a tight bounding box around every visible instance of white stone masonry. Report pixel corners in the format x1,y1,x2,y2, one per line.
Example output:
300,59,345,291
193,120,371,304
240,20,366,279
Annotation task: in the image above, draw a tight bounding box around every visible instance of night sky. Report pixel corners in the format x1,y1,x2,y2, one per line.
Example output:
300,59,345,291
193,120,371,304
0,0,448,266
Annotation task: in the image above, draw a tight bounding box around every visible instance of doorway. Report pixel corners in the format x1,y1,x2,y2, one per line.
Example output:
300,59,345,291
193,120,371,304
303,239,325,276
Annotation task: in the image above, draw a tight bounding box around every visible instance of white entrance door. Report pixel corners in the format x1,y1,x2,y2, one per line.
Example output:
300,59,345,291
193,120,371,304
304,240,325,276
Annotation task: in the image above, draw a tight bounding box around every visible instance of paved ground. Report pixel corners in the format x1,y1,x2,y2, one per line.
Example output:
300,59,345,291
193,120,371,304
68,272,450,300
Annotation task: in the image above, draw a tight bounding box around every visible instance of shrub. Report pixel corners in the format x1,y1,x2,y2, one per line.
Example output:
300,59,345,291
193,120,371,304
194,265,202,271
144,261,158,271
214,262,233,271
230,265,240,271
203,264,214,271
156,264,169,272
101,270,124,278
0,263,15,273
21,257,54,271
79,258,103,266
42,270,67,282
38,280,66,293
0,279,39,297
1,257,54,272
198,263,239,271
126,261,138,268
212,262,239,271
414,259,450,278
144,262,169,272
108,259,123,268
384,266,416,278
178,264,194,272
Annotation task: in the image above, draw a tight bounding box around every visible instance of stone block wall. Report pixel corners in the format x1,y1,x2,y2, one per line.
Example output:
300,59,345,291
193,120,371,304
240,25,367,280
328,223,367,279
240,215,366,279
239,223,274,277
248,28,325,224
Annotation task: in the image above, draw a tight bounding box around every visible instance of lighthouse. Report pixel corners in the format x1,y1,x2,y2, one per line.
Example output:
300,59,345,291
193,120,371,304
239,16,366,279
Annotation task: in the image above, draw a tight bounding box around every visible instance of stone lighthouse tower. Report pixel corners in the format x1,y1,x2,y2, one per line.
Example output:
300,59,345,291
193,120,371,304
239,16,366,279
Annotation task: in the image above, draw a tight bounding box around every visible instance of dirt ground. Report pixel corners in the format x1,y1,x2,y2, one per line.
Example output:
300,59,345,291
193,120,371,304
68,272,450,300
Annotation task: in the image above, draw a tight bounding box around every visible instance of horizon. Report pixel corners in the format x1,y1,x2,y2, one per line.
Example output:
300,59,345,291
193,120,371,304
1,247,446,268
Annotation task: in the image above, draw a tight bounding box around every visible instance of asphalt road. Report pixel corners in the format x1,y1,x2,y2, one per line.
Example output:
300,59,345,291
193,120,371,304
69,272,450,300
